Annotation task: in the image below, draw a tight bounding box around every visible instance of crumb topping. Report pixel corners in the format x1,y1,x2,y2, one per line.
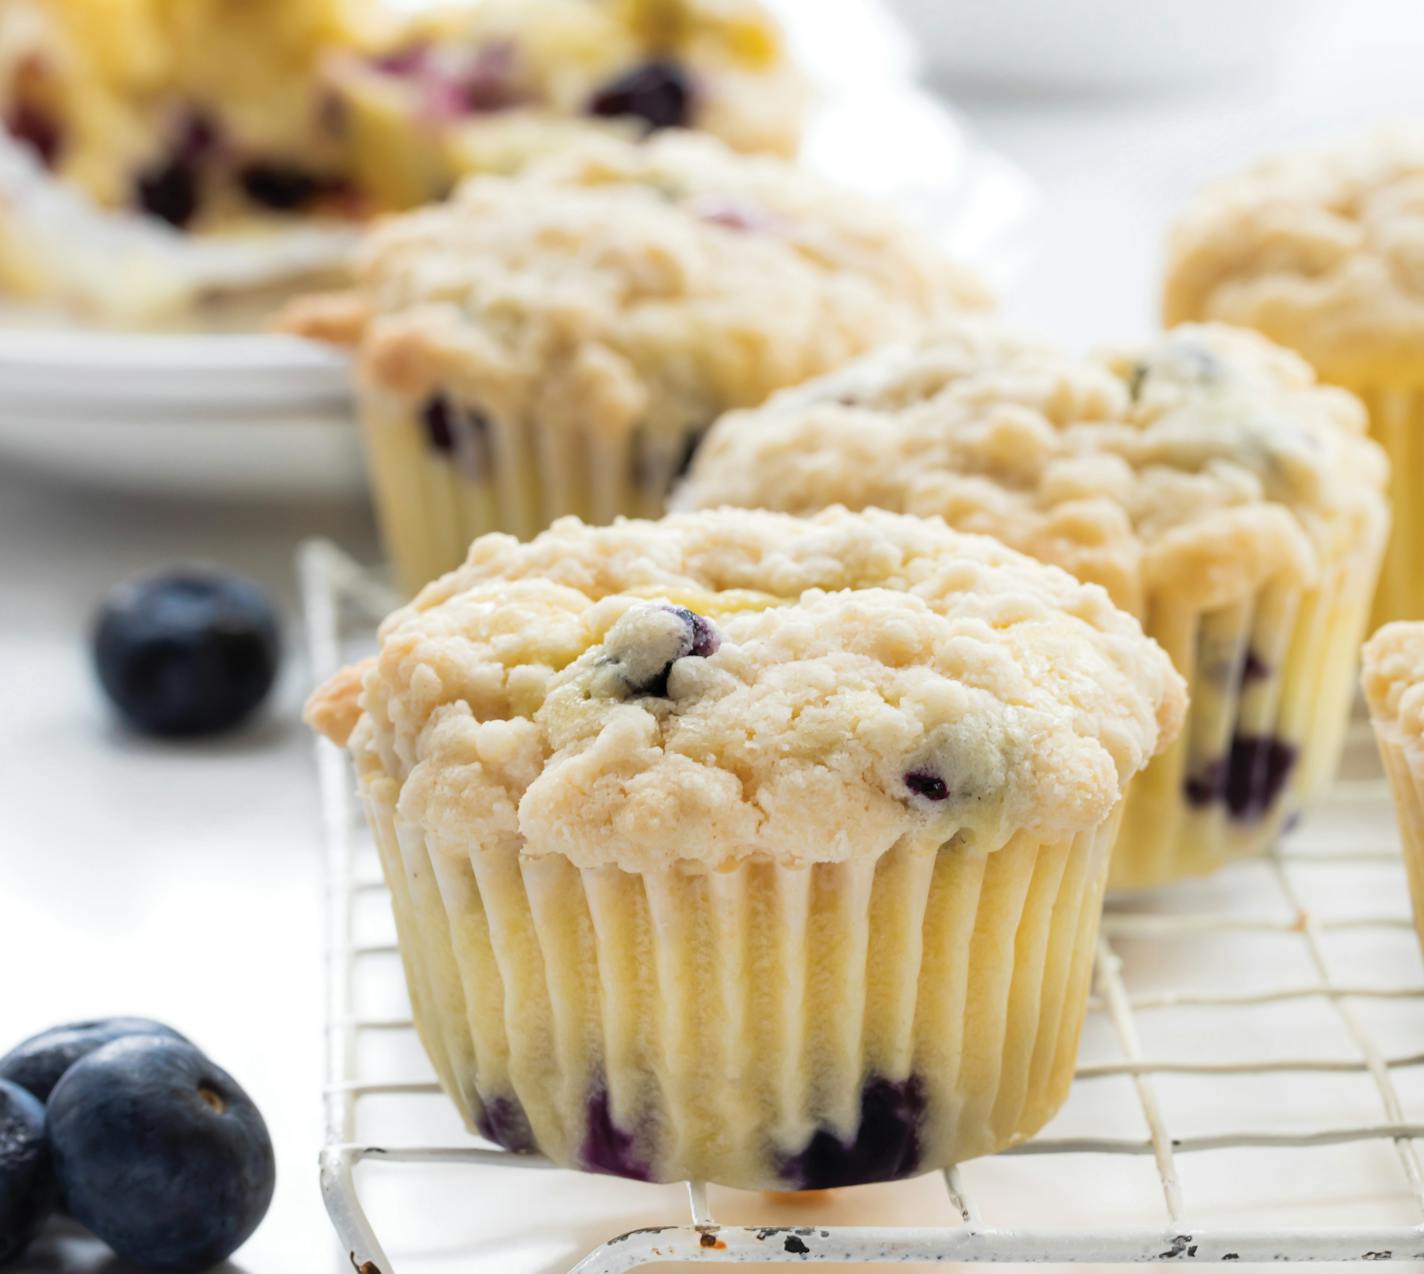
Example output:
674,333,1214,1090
1364,622,1424,743
308,507,1184,871
1163,131,1424,382
281,132,988,438
674,321,1389,615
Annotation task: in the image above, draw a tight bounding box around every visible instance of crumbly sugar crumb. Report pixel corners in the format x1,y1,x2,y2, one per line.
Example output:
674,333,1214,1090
311,507,1185,872
674,320,1388,616
1163,130,1424,381
1364,622,1424,742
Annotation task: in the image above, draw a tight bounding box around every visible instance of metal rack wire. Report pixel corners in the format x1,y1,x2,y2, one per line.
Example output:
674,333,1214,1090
302,539,1424,1271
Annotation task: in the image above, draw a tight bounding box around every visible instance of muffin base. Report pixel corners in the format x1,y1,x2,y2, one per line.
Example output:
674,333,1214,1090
359,390,699,594
362,790,1122,1189
1111,541,1382,891
1350,384,1424,626
1370,719,1424,954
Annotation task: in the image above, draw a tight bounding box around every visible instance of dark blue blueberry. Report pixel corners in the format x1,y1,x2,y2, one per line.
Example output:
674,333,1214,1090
48,1035,275,1273
5,102,63,168
420,395,494,477
238,163,337,212
775,1074,926,1190
588,59,692,131
422,394,458,453
903,771,950,802
0,1080,55,1266
579,1086,651,1181
677,607,721,660
1183,734,1298,821
625,605,720,697
1241,650,1271,683
0,1017,186,1104
92,570,281,738
134,154,201,227
475,1095,536,1153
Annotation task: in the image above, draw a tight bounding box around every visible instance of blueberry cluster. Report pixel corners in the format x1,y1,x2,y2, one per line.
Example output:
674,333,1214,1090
0,1017,274,1272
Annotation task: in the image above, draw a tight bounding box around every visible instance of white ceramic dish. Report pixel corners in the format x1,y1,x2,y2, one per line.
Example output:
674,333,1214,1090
0,0,1037,501
889,0,1324,93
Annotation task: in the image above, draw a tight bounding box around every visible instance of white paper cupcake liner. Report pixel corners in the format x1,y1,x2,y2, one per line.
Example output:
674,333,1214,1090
359,389,691,592
361,791,1122,1189
1349,384,1424,625
1112,539,1384,890
1369,718,1424,953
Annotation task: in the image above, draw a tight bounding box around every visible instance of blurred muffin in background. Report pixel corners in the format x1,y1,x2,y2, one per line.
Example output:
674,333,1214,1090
675,320,1389,890
1363,623,1424,955
1164,130,1424,625
282,132,990,593
328,0,803,211
0,0,801,322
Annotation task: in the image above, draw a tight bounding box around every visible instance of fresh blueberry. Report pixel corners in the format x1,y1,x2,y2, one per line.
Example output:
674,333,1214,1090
48,1036,275,1273
587,59,692,131
0,1080,55,1266
0,1017,186,1104
92,570,281,738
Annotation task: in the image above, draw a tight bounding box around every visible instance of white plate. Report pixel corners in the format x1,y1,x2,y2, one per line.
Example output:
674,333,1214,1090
0,1,1037,501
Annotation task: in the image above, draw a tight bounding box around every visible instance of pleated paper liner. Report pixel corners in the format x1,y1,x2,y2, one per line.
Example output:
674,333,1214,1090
358,389,704,594
1110,538,1383,891
1349,384,1424,626
1369,715,1424,955
361,796,1121,1190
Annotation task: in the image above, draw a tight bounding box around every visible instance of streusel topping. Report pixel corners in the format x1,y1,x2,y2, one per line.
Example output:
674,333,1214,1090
281,132,988,437
1163,131,1424,382
1364,623,1424,743
308,507,1184,871
675,321,1389,616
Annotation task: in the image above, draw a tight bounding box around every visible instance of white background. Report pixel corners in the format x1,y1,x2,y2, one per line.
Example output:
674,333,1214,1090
5,3,1424,1271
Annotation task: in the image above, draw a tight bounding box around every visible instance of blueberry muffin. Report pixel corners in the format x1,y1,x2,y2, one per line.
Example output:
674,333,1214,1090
327,0,803,212
1164,131,1424,624
675,322,1389,890
0,0,799,321
306,507,1184,1188
1363,624,1424,952
282,132,989,593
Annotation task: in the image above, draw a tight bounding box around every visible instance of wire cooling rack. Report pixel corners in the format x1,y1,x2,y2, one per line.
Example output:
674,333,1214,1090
302,539,1424,1272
